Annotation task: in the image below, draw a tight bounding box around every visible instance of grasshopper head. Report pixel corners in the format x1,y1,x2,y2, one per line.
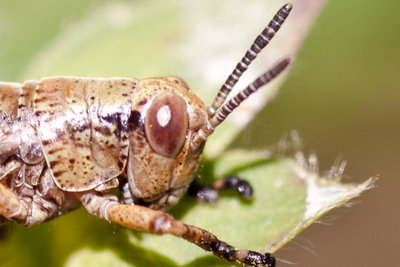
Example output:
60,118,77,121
126,3,292,209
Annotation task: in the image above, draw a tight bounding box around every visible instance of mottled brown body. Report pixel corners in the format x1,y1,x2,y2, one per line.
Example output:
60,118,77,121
0,75,207,225
0,80,79,225
0,4,293,266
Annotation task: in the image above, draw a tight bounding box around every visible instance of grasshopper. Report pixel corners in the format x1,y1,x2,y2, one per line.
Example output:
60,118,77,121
0,3,292,266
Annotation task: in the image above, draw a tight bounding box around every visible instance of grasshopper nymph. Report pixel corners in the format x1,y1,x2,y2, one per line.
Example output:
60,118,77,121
0,3,292,266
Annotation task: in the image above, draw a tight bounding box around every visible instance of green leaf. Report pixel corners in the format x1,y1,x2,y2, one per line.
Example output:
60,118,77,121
0,150,373,267
0,1,374,267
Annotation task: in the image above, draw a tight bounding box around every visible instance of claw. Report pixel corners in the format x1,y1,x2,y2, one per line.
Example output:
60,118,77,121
236,180,253,200
242,251,276,267
262,253,276,267
213,175,253,200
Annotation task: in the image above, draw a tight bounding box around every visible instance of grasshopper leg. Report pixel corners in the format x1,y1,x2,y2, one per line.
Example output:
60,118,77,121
0,182,28,221
78,191,275,267
0,178,60,226
188,175,253,203
107,203,275,266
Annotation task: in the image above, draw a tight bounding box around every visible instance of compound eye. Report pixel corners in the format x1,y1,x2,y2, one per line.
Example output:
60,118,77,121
145,93,188,157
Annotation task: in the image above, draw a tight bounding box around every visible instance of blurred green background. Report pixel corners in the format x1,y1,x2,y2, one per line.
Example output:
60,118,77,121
0,0,398,266
247,0,399,266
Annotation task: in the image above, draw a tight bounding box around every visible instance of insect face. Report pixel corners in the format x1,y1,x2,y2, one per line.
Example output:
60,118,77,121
126,77,208,208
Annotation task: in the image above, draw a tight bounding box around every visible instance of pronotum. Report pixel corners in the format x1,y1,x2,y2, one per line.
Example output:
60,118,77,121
0,3,292,267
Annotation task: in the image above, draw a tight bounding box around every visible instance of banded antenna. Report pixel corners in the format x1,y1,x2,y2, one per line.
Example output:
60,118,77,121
192,58,291,148
209,58,290,129
207,3,293,117
191,3,293,148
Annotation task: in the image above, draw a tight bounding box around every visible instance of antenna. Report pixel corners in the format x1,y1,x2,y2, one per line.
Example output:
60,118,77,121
207,3,293,117
192,58,291,148
210,58,290,128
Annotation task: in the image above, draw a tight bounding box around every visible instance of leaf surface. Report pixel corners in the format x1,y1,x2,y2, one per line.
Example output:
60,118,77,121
0,1,374,267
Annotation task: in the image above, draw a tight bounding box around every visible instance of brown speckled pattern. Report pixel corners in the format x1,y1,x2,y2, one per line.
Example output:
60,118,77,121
33,77,135,192
0,75,209,219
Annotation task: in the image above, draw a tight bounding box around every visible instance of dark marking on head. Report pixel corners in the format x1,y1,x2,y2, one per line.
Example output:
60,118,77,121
122,93,128,97
69,159,75,164
49,160,60,168
90,96,95,100
138,100,147,106
129,110,144,133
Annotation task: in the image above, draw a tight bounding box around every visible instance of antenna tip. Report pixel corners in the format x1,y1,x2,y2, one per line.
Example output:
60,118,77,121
279,58,292,69
284,3,293,11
